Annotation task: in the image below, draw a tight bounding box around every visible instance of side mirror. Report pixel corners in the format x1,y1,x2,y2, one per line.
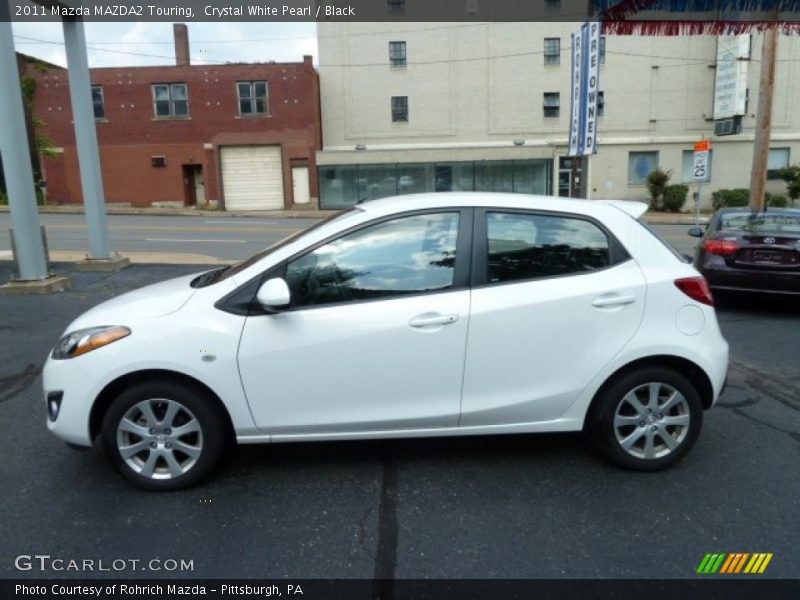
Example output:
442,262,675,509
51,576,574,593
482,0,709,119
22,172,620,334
687,226,704,238
256,277,291,312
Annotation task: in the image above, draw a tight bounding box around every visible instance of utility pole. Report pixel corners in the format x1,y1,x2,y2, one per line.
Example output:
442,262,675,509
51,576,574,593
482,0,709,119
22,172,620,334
748,29,778,213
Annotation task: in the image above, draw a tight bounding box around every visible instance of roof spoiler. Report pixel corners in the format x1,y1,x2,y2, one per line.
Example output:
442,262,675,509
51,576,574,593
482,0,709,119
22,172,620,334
598,200,649,219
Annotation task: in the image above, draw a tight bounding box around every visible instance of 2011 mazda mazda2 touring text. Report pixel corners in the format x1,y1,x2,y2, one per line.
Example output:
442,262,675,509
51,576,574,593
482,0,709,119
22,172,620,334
43,193,729,490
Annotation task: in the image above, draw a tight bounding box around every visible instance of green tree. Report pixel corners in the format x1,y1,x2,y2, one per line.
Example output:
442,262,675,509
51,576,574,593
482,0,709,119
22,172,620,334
776,165,800,206
646,168,671,210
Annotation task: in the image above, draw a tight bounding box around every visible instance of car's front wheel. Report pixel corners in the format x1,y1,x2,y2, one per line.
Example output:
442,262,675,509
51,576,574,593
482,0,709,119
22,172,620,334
587,367,703,471
101,380,226,490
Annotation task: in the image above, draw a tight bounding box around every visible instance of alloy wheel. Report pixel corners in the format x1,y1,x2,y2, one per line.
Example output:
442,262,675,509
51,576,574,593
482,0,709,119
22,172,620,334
613,382,691,460
116,398,203,480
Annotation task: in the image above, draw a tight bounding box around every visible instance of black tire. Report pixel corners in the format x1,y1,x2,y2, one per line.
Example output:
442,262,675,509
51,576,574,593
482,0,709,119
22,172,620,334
586,367,703,471
101,379,227,490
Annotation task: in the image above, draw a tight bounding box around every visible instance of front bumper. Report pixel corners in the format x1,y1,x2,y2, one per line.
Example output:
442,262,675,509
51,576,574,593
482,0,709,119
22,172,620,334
42,354,100,447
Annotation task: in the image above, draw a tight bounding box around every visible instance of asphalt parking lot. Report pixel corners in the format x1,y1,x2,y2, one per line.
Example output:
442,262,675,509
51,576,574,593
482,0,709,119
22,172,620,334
0,261,798,581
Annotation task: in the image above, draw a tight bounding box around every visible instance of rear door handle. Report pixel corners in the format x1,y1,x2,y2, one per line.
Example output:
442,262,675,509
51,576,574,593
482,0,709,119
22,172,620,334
592,294,636,308
409,313,459,328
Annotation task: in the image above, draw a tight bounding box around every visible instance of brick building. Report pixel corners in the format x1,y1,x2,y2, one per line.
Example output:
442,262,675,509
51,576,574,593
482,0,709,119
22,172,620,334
34,25,322,210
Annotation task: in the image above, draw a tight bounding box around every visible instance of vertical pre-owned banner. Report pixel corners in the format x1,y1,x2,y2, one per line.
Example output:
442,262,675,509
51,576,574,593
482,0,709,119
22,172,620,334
568,29,582,157
569,22,601,156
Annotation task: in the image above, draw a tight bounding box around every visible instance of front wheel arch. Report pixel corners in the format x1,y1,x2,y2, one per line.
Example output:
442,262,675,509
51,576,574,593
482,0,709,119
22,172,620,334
89,369,235,445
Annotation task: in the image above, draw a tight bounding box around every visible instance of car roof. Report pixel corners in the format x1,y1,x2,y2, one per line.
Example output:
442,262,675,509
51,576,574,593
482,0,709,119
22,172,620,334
356,192,648,219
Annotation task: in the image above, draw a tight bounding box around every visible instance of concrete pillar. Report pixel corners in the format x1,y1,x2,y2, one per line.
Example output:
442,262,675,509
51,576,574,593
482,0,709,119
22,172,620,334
62,18,112,259
0,19,48,281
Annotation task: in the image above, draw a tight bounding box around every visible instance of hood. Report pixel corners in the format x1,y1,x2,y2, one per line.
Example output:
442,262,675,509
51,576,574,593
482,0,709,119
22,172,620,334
66,272,200,331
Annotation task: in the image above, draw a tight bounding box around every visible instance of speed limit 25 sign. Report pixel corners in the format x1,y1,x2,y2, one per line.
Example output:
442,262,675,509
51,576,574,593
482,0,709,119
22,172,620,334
693,140,711,181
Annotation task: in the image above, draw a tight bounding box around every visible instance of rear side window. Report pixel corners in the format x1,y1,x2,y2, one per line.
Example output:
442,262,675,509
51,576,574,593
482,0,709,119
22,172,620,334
486,212,614,283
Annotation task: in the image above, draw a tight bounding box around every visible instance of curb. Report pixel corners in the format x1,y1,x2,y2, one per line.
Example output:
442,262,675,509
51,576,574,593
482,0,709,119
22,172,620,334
0,206,340,219
0,205,706,224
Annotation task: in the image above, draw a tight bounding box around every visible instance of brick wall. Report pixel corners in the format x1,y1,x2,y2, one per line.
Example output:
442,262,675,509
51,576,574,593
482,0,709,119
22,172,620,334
34,57,321,209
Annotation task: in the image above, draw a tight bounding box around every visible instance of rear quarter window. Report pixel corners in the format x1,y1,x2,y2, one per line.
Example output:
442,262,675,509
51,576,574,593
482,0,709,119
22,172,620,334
486,212,626,283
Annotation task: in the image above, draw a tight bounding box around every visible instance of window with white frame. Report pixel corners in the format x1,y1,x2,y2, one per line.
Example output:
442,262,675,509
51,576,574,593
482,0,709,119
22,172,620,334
767,147,790,180
544,38,560,65
391,96,408,122
389,41,407,68
628,151,659,185
152,83,188,117
543,92,560,118
237,81,269,115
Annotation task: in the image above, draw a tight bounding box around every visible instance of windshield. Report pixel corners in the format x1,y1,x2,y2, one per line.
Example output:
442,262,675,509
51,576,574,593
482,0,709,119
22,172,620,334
719,213,800,234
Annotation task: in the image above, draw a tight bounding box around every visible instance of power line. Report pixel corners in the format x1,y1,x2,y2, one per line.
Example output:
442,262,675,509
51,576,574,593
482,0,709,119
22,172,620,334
13,33,800,70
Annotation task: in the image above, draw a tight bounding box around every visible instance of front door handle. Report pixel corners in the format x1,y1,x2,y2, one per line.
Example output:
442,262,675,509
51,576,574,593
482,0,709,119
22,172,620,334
409,313,459,328
592,294,636,308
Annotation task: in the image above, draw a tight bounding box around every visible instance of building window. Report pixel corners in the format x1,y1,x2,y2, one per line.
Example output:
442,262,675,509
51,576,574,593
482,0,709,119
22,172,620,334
91,85,105,119
387,0,405,12
152,83,188,117
543,92,560,118
238,81,269,115
599,36,606,64
682,149,713,183
767,147,790,180
389,41,407,68
544,38,560,65
392,96,408,122
597,91,605,117
628,151,659,185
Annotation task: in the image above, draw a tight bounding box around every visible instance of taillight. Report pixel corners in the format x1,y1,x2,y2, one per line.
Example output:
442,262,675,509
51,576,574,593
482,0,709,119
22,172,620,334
704,239,740,255
675,276,714,306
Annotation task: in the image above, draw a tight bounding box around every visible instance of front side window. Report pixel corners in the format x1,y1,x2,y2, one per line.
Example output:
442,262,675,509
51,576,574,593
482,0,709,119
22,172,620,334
92,85,105,119
392,95,408,122
285,212,460,308
389,41,407,67
238,81,269,115
152,83,188,117
486,212,611,283
544,38,560,65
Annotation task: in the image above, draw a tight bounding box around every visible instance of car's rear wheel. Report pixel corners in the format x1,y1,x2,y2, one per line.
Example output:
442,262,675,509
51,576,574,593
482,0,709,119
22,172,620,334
587,367,703,471
101,380,226,490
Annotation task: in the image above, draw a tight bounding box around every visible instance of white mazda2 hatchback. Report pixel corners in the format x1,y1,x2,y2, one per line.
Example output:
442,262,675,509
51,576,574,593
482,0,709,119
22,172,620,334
44,193,728,490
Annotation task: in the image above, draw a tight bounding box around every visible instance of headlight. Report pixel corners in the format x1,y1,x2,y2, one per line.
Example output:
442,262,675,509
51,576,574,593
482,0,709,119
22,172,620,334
51,326,131,360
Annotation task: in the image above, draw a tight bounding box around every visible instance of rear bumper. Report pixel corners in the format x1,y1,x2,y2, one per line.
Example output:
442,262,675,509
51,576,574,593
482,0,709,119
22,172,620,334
700,262,800,295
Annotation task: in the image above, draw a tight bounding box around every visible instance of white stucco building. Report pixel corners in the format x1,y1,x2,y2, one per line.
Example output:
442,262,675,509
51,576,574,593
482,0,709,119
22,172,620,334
315,22,800,210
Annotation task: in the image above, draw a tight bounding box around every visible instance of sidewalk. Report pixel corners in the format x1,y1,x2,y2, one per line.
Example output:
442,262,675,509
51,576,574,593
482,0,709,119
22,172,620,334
0,204,708,225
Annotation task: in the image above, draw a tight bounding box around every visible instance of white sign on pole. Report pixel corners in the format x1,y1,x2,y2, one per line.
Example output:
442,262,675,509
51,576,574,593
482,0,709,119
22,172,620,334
693,140,711,181
713,35,749,120
568,22,601,157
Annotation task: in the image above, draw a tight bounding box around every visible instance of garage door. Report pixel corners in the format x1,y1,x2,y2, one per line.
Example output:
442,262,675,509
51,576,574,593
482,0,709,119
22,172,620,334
221,146,284,210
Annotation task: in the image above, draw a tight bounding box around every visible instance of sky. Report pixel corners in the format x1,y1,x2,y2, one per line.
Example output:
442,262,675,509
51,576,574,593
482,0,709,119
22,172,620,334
11,21,319,68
